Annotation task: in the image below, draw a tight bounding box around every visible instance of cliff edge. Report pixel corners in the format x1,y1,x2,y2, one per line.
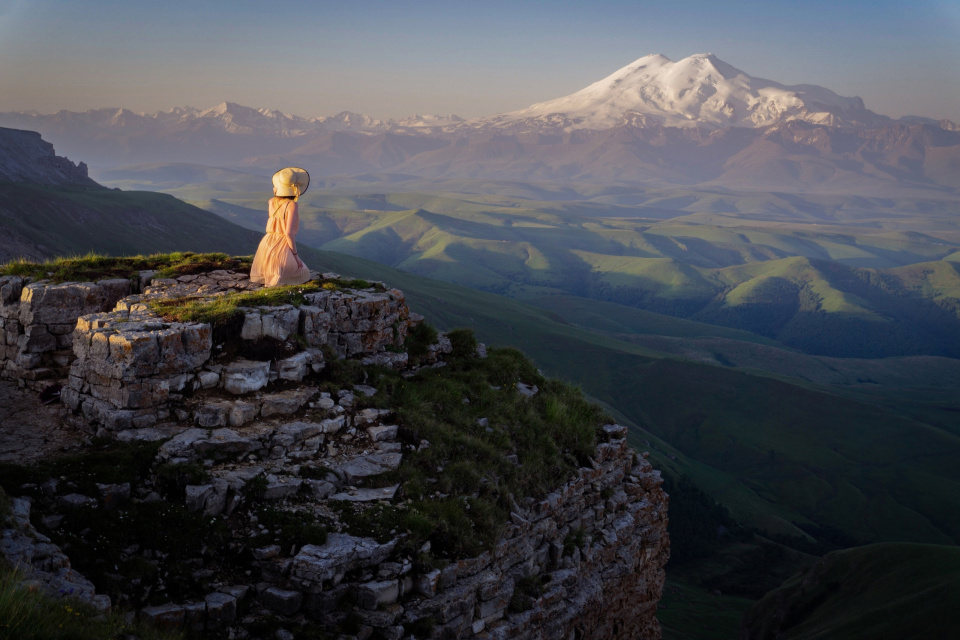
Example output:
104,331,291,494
0,254,669,639
0,126,99,186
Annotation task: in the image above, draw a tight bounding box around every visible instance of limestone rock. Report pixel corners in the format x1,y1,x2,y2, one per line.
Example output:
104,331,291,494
204,591,237,629
260,306,300,341
291,534,397,588
222,359,270,395
367,425,398,442
329,485,400,502
141,603,186,630
260,387,316,417
192,428,263,459
260,587,303,616
335,452,403,483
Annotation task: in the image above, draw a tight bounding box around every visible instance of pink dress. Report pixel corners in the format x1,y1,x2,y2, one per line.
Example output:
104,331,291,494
249,198,311,287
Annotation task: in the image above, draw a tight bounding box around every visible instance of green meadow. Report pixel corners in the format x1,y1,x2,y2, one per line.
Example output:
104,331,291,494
108,166,960,359
304,250,960,548
18,169,960,632
741,543,960,639
0,182,259,260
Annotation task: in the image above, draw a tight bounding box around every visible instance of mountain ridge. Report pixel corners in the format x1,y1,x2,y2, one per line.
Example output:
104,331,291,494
4,54,946,135
477,53,888,132
2,54,958,194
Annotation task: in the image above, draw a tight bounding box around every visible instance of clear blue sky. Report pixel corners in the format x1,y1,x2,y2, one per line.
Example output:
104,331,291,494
2,0,959,122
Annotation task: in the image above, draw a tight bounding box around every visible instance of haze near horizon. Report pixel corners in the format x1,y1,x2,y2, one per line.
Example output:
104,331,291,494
1,0,959,122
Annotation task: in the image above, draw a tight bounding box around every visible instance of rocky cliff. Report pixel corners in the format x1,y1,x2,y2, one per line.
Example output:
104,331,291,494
0,259,669,639
0,127,99,186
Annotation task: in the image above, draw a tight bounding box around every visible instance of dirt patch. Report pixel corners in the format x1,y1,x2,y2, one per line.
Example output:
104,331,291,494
0,380,85,464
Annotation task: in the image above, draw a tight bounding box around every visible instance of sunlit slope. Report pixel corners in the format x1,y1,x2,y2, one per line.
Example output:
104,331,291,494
309,249,960,546
596,357,960,544
527,252,960,357
0,183,259,261
523,294,783,346
9,174,958,554
108,168,960,357
741,543,960,640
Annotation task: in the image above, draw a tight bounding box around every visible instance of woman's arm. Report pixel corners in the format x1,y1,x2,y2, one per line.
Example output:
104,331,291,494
283,201,304,266
282,201,299,253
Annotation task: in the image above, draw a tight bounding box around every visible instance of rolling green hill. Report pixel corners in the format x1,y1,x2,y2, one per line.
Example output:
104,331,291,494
0,182,259,261
741,543,960,640
309,249,960,548
108,168,960,358
9,178,958,551
9,176,960,628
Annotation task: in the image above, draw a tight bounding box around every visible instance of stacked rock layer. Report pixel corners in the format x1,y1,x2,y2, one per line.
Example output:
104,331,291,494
0,266,670,639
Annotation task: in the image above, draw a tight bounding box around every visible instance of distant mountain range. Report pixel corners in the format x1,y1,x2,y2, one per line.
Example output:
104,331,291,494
2,54,959,194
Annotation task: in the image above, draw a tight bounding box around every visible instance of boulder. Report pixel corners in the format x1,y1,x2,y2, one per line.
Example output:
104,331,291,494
260,587,303,616
336,452,403,483
291,534,397,588
222,360,270,395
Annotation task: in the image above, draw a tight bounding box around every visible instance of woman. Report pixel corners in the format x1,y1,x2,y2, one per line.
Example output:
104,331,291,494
250,167,312,287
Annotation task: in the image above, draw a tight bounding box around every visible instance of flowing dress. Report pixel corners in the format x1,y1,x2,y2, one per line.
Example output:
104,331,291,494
249,197,311,287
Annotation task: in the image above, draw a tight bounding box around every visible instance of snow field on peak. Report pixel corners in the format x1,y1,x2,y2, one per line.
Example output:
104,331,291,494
489,53,877,130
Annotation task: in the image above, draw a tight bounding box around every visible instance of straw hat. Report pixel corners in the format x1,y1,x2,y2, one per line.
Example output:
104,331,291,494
272,167,310,200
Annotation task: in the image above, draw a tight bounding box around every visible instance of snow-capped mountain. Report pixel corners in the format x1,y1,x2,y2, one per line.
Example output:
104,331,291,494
1,53,957,194
475,53,888,132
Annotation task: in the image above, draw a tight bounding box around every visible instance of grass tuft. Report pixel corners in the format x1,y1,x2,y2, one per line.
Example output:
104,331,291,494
405,322,439,365
447,328,479,359
0,561,182,640
149,282,324,327
0,252,251,284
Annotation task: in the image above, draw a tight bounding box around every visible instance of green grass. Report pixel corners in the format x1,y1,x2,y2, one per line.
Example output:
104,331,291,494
524,294,783,346
0,562,182,640
148,276,385,327
335,343,610,558
304,250,960,553
593,357,960,545
658,579,756,640
0,251,251,283
149,281,323,326
741,543,960,640
0,183,260,261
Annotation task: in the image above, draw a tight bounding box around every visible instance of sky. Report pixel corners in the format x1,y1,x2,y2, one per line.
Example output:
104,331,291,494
1,0,959,122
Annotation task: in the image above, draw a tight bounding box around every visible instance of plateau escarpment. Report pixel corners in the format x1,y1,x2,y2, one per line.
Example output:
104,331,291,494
0,255,669,640
0,126,98,186
0,127,260,263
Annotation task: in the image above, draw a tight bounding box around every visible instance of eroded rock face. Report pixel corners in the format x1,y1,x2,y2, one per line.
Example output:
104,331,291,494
396,431,669,640
56,271,415,433
0,497,110,612
292,534,398,587
0,276,133,388
1,266,670,639
61,309,212,431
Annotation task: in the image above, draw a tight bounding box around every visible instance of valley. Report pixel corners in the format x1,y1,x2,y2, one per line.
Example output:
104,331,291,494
102,165,960,360
4,48,960,637
77,168,960,637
